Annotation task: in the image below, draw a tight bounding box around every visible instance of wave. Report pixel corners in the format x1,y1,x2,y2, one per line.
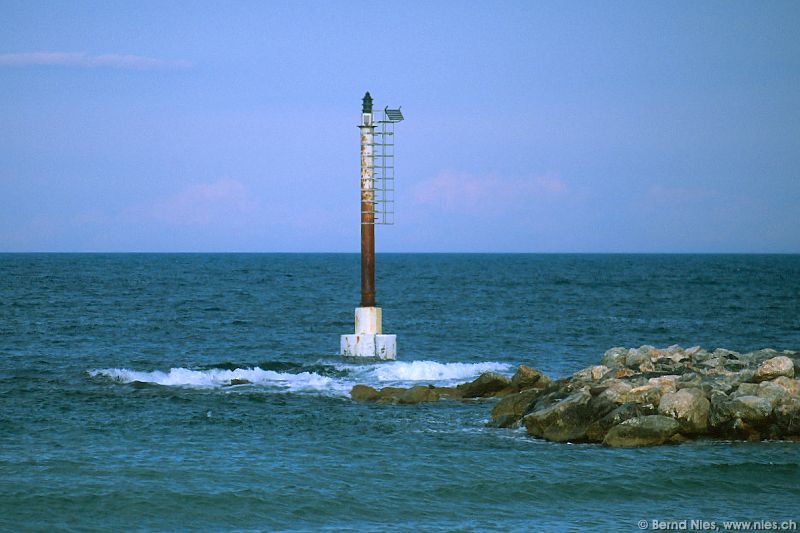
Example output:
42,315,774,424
88,360,512,396
348,360,511,385
88,367,345,394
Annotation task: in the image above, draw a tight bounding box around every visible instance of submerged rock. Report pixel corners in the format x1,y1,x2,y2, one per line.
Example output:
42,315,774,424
399,385,440,404
602,415,681,448
350,384,379,402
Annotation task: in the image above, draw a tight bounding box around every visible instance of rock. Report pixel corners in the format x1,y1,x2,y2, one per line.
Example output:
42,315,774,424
771,376,800,396
685,346,702,357
601,347,627,368
713,348,741,360
572,365,610,382
490,388,546,428
625,347,652,368
586,402,658,442
602,415,681,448
733,383,760,397
675,373,702,390
227,378,252,386
459,372,512,398
399,385,440,404
754,356,794,382
638,360,656,373
691,348,714,363
523,389,594,442
620,384,665,406
731,395,774,422
658,388,710,434
757,381,790,406
710,394,773,438
492,385,518,398
750,348,781,363
614,368,637,379
434,386,464,399
350,384,379,402
699,357,722,368
771,398,800,437
595,380,634,405
511,365,550,391
376,386,407,404
652,346,689,364
648,375,679,392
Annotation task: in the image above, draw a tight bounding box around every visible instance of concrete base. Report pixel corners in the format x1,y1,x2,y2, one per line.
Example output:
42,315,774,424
340,333,396,360
341,306,396,360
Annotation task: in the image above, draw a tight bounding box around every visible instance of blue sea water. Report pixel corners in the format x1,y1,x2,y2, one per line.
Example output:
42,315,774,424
1,253,799,531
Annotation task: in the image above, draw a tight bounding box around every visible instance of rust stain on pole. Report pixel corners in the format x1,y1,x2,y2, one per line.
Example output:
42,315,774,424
360,92,376,307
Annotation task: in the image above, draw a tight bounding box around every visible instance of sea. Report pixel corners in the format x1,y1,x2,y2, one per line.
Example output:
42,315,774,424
1,253,799,531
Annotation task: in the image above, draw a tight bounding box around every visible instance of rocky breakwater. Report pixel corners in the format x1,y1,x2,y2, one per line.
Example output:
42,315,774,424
348,346,800,447
489,346,800,447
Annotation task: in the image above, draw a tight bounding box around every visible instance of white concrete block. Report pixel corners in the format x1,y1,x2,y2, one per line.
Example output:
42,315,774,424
341,333,396,360
355,307,382,334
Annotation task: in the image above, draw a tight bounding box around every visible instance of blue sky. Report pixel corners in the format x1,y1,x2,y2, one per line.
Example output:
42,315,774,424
1,1,798,252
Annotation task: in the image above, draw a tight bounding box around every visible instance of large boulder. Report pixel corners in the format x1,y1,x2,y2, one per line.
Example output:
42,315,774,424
729,395,774,423
602,415,681,448
620,384,666,406
350,384,379,402
771,398,800,438
433,386,464,400
625,346,654,368
754,356,794,382
572,365,610,383
709,394,774,439
376,386,407,404
489,388,545,428
459,372,512,398
595,380,634,405
586,402,658,442
756,381,790,406
399,385,440,404
658,388,710,434
600,347,627,368
771,376,800,396
511,365,550,391
523,389,595,442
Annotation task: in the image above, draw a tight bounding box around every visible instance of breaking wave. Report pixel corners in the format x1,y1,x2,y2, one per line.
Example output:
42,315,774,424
347,360,510,385
88,360,512,396
88,367,345,393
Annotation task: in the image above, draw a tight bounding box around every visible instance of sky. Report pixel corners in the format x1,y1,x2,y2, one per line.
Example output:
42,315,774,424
1,1,798,252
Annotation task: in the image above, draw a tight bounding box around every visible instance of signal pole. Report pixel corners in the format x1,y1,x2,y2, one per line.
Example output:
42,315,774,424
360,92,376,307
341,92,403,360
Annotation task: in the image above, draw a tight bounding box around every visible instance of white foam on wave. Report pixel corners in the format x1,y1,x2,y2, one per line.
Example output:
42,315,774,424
88,367,349,394
343,360,511,386
89,360,512,395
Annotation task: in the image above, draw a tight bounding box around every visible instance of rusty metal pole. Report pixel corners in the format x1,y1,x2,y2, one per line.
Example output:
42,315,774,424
340,91,397,360
360,92,376,308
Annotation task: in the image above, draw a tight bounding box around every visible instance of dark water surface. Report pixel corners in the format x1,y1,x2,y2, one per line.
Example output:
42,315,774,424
1,254,799,530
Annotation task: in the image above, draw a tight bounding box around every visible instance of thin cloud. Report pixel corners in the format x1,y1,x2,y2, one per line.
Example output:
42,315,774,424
144,179,259,226
412,172,568,213
0,52,191,70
